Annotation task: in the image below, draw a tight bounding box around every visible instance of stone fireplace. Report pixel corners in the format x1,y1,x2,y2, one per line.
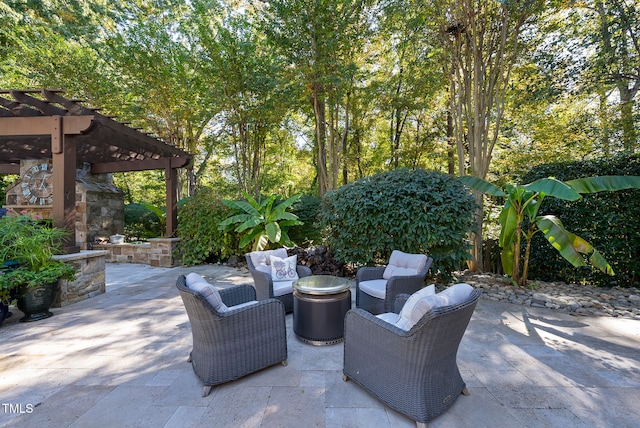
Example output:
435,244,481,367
4,161,125,250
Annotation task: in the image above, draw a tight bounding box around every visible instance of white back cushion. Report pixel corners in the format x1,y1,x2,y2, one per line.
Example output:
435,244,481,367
185,273,228,312
438,283,474,306
248,249,288,270
269,254,299,282
383,250,428,279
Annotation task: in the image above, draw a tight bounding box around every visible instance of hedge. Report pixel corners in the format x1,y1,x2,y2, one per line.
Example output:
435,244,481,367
519,154,640,287
320,168,477,280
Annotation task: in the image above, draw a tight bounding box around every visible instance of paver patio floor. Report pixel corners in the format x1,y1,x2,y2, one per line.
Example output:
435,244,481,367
1,263,639,427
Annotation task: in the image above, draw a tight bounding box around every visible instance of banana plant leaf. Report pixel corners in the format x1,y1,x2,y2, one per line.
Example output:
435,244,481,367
535,215,613,274
566,175,640,194
524,178,581,201
458,176,507,197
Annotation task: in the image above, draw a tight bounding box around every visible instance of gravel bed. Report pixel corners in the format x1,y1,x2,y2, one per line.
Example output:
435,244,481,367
451,270,640,320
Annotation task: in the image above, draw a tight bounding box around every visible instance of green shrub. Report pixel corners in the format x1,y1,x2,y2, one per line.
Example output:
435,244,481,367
288,195,323,246
519,153,640,287
177,187,237,266
124,203,162,240
320,168,477,280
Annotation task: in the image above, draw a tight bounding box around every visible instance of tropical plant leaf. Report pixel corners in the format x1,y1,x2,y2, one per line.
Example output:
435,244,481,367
240,228,262,249
566,175,640,194
498,203,518,275
589,249,614,275
458,176,507,197
536,215,593,269
536,216,613,275
218,214,252,228
235,200,263,216
254,234,269,252
235,218,262,233
498,203,518,249
524,178,581,201
265,222,281,243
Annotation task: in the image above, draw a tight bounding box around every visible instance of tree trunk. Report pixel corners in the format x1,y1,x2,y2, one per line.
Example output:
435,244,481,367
312,86,329,196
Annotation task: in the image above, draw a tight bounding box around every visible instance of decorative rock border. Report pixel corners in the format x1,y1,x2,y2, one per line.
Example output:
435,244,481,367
451,271,640,320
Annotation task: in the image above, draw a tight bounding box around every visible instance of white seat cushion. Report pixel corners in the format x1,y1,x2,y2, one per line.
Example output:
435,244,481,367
358,279,388,299
230,301,258,310
272,280,294,297
185,273,229,312
383,250,428,279
376,312,400,324
269,254,299,282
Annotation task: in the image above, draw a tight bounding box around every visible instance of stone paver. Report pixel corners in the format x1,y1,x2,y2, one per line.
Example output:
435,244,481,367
1,263,639,427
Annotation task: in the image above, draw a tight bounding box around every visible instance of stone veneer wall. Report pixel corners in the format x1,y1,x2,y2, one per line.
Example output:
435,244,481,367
75,170,125,250
3,162,125,250
94,238,181,267
53,250,108,307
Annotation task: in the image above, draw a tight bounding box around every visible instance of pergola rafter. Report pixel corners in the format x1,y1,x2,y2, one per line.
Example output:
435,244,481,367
0,89,193,250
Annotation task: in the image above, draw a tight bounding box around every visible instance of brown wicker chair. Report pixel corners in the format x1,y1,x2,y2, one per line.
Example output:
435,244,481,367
343,288,481,426
176,275,287,397
356,250,433,315
245,249,312,313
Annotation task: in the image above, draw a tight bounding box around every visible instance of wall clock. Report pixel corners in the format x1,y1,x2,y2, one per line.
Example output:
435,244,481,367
21,162,53,205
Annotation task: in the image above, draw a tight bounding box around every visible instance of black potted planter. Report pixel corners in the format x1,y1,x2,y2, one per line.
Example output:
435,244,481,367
16,281,61,322
0,299,11,326
0,260,19,327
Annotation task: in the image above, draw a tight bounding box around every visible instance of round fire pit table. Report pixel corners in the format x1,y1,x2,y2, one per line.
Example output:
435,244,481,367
293,275,351,346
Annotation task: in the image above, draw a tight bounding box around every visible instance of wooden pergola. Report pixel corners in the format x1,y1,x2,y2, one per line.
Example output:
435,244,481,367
0,89,192,252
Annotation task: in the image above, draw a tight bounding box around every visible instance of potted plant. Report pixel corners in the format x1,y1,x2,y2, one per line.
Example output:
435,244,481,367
0,214,77,322
0,260,19,326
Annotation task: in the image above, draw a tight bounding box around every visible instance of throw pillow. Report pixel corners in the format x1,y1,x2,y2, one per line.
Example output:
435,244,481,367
269,254,299,282
184,273,228,312
396,284,437,330
248,249,288,270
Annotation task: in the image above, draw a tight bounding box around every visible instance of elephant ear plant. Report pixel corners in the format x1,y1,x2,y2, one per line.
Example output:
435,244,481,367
219,192,303,252
0,214,77,304
460,175,640,287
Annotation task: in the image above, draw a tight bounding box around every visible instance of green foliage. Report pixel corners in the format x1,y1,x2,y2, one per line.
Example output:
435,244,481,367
219,192,303,252
288,195,323,246
320,168,477,280
177,187,236,266
520,154,640,287
124,203,162,241
0,215,77,302
461,169,640,287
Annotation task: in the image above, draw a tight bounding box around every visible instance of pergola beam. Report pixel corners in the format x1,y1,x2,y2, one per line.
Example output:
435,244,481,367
0,89,193,246
90,156,191,174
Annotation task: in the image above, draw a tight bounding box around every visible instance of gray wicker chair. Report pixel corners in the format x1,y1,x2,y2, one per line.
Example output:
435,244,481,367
356,251,433,315
176,275,288,397
245,250,312,313
343,288,482,426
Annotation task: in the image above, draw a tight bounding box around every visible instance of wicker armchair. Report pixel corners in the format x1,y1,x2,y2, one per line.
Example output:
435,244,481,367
343,287,482,426
245,249,312,313
356,250,433,315
176,275,288,397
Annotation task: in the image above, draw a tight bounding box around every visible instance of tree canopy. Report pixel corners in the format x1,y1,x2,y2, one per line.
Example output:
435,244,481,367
2,1,639,229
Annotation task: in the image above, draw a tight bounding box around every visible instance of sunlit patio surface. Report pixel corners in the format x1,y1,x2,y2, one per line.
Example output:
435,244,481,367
1,263,639,427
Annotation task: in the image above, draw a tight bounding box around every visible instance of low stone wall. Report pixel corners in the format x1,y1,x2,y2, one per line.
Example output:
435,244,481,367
53,250,108,307
94,238,180,268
